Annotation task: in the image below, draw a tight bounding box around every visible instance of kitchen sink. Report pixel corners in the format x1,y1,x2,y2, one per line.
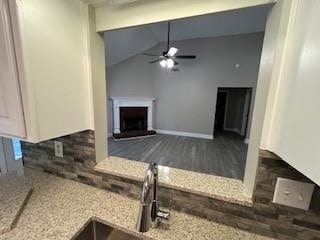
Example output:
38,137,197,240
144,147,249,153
73,220,142,240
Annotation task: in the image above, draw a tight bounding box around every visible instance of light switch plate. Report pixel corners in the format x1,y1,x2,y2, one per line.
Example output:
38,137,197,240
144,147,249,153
54,141,63,158
273,177,315,210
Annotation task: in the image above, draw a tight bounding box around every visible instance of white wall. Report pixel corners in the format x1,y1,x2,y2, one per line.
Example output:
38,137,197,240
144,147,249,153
261,0,320,185
94,0,275,32
84,4,107,162
107,33,263,136
243,0,293,194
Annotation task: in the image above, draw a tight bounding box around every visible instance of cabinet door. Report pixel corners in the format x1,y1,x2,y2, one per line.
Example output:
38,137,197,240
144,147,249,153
0,0,26,138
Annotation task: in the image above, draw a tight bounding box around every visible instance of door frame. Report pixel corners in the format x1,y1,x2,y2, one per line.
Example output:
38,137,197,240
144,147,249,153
217,87,252,138
221,90,229,133
241,89,253,139
213,89,229,137
85,0,279,195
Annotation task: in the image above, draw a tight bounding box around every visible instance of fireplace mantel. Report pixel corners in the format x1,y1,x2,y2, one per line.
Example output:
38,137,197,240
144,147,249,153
110,97,156,134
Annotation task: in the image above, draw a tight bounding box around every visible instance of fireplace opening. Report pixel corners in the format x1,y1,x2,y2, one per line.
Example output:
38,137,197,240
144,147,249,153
113,106,156,139
123,117,144,131
120,107,147,132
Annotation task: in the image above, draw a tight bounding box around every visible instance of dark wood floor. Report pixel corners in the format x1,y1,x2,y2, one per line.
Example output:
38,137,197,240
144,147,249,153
108,133,248,180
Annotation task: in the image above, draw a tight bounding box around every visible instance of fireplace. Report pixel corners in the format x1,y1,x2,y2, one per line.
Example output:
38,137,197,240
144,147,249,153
111,97,157,139
120,107,147,132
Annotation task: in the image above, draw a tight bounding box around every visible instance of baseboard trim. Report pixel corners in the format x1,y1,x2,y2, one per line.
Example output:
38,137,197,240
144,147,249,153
155,129,213,140
113,134,156,141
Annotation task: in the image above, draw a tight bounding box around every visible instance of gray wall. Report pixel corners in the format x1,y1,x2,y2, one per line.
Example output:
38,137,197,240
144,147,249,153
107,33,263,136
107,56,155,132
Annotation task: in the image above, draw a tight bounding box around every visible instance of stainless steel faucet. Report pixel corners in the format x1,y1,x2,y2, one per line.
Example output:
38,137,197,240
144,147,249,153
136,163,170,233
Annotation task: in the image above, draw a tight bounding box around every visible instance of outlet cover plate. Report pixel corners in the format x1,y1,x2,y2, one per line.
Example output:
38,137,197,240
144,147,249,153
273,177,315,210
54,141,63,158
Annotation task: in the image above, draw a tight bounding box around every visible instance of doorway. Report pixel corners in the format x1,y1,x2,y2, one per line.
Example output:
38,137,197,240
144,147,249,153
214,88,252,141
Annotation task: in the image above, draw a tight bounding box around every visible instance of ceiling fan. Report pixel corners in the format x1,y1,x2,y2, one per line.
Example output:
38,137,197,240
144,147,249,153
143,22,196,69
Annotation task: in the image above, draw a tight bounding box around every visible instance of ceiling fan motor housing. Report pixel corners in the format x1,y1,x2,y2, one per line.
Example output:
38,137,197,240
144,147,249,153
162,51,168,57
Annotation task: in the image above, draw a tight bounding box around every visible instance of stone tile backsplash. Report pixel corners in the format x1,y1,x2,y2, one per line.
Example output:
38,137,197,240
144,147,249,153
22,131,320,240
22,130,96,183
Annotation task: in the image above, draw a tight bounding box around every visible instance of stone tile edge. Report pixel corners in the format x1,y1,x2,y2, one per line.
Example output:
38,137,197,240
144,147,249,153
94,165,253,207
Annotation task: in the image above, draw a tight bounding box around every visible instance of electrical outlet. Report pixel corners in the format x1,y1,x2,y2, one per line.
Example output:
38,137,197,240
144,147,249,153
273,177,315,210
54,141,63,158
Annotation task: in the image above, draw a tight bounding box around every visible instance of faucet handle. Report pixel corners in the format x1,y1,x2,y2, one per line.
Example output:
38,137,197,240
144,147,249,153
157,196,172,221
149,162,157,169
157,209,170,220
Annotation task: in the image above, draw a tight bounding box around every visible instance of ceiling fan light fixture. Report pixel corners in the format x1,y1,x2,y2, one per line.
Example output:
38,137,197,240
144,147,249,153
167,59,175,68
160,60,167,68
146,22,196,68
167,47,178,57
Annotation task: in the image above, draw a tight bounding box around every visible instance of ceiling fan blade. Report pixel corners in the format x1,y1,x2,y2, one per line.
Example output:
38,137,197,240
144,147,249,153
143,53,161,57
175,55,196,59
149,59,162,64
167,47,178,57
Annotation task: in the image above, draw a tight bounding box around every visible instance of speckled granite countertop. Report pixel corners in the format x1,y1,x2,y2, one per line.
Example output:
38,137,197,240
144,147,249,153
0,169,274,240
0,171,32,235
95,157,253,206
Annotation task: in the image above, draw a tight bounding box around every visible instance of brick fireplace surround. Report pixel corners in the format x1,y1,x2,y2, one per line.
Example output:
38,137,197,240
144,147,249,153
22,130,320,240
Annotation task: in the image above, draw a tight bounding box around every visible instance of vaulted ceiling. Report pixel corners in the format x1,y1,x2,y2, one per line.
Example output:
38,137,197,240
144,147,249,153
104,5,271,66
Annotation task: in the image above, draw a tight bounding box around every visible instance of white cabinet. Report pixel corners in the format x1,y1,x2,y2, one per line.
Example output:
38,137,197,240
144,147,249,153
261,0,320,185
0,0,92,142
0,0,26,138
